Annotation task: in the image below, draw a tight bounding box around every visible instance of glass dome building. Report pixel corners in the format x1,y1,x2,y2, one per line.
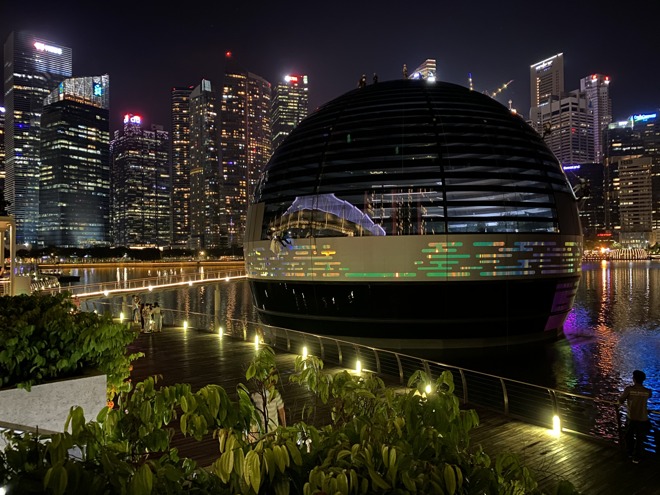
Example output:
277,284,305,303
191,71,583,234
244,79,582,346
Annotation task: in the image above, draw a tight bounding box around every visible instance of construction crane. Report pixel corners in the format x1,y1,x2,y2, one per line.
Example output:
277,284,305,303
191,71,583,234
467,74,513,99
485,79,514,98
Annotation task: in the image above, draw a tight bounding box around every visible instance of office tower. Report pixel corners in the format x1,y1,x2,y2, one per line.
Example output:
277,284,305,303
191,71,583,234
563,163,606,239
189,79,222,249
615,156,654,248
604,113,660,239
530,90,594,164
110,115,171,247
0,107,5,208
171,86,193,247
530,53,564,109
580,74,612,163
39,75,110,247
409,59,437,80
3,32,72,246
271,75,309,151
220,54,272,250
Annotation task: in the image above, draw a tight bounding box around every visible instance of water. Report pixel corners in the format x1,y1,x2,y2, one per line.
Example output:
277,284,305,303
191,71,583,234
61,261,659,410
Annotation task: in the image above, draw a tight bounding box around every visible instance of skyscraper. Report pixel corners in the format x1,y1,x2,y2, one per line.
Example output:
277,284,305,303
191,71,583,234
3,31,72,245
529,53,564,109
530,90,594,164
110,115,171,247
171,86,193,247
580,74,612,163
271,74,309,151
409,59,437,81
39,75,110,247
189,79,222,249
0,107,5,205
220,53,272,249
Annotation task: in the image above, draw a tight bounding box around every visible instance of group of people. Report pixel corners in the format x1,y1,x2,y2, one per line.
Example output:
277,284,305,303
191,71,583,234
132,295,163,333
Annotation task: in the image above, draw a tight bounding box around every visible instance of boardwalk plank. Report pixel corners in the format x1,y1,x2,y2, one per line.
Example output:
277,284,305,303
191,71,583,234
128,326,660,495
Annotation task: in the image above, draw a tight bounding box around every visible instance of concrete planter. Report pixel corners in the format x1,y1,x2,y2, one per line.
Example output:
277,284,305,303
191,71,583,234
0,371,107,434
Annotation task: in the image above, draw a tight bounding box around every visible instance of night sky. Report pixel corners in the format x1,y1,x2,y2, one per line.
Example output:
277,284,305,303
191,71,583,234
2,1,660,134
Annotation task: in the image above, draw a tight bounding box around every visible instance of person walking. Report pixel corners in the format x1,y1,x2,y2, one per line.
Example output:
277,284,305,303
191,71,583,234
618,369,652,463
152,302,163,332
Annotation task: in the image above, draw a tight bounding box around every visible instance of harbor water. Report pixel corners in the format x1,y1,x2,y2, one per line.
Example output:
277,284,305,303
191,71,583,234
58,261,659,410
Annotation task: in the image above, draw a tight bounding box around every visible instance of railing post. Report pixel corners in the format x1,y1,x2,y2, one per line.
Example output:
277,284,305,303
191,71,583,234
501,378,509,415
214,285,221,331
395,353,404,385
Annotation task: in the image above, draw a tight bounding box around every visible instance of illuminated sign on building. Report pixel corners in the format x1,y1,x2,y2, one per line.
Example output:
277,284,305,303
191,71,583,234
632,113,657,122
562,165,581,171
123,114,142,125
93,82,103,97
34,42,62,55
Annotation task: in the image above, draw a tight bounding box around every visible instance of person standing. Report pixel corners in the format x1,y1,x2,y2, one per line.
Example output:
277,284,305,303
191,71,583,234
618,369,652,463
152,302,163,332
249,388,286,441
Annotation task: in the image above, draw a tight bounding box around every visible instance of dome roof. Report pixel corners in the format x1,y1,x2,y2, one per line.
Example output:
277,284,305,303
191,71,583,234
254,79,579,236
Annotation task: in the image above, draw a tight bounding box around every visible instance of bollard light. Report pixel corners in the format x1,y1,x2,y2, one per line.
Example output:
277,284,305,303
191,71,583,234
552,414,561,436
120,312,124,322
183,321,188,330
355,359,362,373
218,326,223,336
255,334,260,349
302,346,308,360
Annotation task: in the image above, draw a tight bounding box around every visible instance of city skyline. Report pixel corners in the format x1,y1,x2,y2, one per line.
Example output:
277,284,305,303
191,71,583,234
3,1,660,133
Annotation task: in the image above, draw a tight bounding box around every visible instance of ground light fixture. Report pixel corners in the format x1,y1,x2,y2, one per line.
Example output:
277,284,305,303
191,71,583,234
183,321,188,330
355,359,362,373
302,346,308,360
552,414,562,437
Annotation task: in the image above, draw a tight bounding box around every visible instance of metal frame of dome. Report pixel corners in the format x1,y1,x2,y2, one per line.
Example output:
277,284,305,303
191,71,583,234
244,79,583,347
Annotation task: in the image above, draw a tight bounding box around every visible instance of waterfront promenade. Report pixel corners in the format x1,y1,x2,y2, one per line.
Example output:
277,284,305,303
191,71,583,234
128,324,660,495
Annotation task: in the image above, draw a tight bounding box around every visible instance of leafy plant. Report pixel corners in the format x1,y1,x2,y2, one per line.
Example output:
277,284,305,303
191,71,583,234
0,292,142,398
0,344,582,494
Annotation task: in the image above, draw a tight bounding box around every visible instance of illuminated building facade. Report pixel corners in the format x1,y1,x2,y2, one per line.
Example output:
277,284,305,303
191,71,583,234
110,115,171,247
189,80,222,249
616,156,653,248
3,31,72,245
580,74,612,163
271,74,309,151
220,54,272,250
171,86,193,247
39,75,110,247
530,90,594,164
604,113,660,241
409,59,437,81
529,53,564,109
563,163,606,239
0,107,5,203
245,79,583,346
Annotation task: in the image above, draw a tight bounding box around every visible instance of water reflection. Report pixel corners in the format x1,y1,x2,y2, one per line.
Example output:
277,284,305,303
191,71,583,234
71,261,658,410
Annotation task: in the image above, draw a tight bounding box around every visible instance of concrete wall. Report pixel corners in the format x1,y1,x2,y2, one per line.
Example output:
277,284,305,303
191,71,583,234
0,372,107,433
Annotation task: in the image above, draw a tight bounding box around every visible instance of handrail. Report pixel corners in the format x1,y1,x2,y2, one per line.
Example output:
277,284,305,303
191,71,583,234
81,291,659,455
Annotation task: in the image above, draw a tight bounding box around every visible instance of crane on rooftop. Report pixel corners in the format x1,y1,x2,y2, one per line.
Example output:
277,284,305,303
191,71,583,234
468,74,514,99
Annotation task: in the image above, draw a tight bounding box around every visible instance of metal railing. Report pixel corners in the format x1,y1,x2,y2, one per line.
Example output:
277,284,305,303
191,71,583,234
39,268,247,299
80,294,659,456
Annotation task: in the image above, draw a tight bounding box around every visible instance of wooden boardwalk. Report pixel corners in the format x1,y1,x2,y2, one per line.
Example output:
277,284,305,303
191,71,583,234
128,326,660,495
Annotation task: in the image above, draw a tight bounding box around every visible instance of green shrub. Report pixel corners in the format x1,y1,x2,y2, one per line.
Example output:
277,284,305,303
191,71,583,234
0,344,581,494
0,292,142,398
